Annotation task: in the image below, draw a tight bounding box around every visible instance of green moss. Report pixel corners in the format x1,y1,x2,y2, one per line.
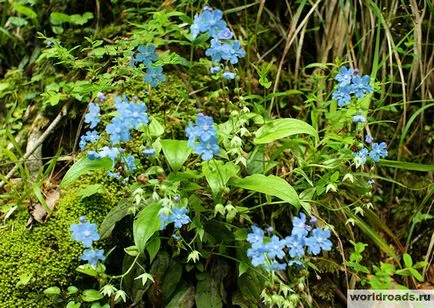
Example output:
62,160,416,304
0,173,126,307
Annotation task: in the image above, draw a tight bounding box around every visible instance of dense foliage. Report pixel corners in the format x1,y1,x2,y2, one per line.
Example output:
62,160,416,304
0,0,433,307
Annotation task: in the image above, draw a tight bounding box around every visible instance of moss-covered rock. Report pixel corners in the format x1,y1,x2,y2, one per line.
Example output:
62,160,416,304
0,174,126,307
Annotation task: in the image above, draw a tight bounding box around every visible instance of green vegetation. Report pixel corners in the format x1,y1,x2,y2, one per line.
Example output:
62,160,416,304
0,0,433,307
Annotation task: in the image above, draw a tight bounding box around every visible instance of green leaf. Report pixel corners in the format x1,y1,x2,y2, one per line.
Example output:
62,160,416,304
124,245,140,257
408,268,424,282
413,261,428,269
412,212,433,224
153,51,190,67
238,262,249,277
0,82,10,93
160,140,192,171
16,273,33,288
100,200,133,239
50,12,71,24
76,264,98,277
237,272,264,306
161,260,183,299
231,174,301,209
377,160,434,172
403,253,413,268
133,203,161,253
149,116,164,137
78,184,104,200
8,16,28,27
202,161,239,196
12,3,37,19
344,208,398,263
195,273,223,308
166,286,195,308
254,118,318,144
146,236,161,262
69,12,94,25
67,286,79,295
60,157,112,188
81,289,103,302
66,302,81,308
44,286,61,295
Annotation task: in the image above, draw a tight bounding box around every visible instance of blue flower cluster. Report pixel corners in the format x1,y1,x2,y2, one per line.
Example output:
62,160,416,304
160,207,191,230
353,140,388,164
246,213,332,271
332,66,373,107
70,216,105,267
79,93,105,151
130,44,166,88
191,6,245,80
81,93,155,181
186,113,220,161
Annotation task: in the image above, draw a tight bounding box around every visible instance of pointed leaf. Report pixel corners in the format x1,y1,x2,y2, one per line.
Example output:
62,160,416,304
133,203,161,253
254,118,318,144
60,157,112,188
232,174,301,209
160,140,192,171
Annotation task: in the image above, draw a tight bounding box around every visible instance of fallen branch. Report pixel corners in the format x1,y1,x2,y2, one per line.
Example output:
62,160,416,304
0,102,70,190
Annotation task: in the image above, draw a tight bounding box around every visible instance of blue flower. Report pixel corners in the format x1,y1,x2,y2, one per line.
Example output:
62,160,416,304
284,234,305,258
247,245,267,266
352,113,366,123
205,39,227,62
304,228,332,255
186,114,220,161
168,207,191,228
97,92,106,102
264,262,286,271
114,95,149,130
190,17,201,40
210,66,221,74
223,71,236,80
365,134,373,144
217,28,233,40
266,226,274,233
143,148,156,156
332,85,352,107
195,114,217,142
87,151,100,160
335,66,355,86
106,117,131,144
369,142,388,162
350,75,372,98
353,148,369,164
223,40,245,64
265,235,286,259
70,221,100,247
79,130,100,151
98,146,120,164
84,102,100,129
144,66,166,87
107,171,121,179
132,45,158,67
123,155,136,173
79,138,87,152
198,8,227,38
247,226,265,245
291,213,310,238
81,249,105,266
194,136,220,161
